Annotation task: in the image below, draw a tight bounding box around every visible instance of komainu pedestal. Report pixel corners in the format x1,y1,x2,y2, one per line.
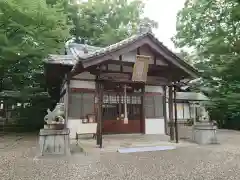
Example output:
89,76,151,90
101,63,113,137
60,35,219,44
191,102,218,145
192,122,218,145
39,128,70,156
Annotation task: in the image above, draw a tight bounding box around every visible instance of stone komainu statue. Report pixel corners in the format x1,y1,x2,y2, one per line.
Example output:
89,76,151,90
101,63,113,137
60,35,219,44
199,104,210,122
44,103,65,124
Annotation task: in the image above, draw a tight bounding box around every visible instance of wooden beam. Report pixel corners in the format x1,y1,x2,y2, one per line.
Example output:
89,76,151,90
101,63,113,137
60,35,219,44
148,64,169,70
90,69,131,76
103,60,134,66
137,47,140,55
120,55,123,72
88,62,170,75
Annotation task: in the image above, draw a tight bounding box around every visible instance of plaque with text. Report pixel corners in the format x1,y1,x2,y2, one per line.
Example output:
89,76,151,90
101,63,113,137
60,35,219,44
132,55,150,82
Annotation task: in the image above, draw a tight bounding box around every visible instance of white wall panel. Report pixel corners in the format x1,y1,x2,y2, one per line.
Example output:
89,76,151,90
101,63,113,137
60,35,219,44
145,118,165,134
122,49,137,62
145,85,163,93
70,80,95,89
67,119,83,139
73,72,95,79
166,102,192,121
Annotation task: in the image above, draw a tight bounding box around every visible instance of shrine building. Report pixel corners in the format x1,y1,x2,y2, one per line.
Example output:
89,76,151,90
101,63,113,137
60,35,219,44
44,32,201,146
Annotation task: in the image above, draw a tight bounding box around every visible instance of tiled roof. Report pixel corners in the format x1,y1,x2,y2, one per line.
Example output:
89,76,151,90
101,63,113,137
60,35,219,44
45,31,198,76
67,43,102,55
45,54,77,66
45,32,150,66
176,92,209,101
75,33,148,60
71,31,198,75
45,43,103,66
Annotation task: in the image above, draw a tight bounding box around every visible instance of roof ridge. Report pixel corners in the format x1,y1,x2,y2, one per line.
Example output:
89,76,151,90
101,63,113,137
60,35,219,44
75,32,151,60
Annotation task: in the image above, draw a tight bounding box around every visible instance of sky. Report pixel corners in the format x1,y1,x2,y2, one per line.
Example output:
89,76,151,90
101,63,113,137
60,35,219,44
144,0,186,51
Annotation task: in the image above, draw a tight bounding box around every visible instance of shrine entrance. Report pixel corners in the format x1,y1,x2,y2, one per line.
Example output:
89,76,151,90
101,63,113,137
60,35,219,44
101,81,145,134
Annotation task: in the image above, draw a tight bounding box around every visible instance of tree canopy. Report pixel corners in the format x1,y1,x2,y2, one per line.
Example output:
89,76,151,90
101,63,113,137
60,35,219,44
65,0,158,46
0,0,70,130
174,0,240,128
0,0,157,131
0,0,69,94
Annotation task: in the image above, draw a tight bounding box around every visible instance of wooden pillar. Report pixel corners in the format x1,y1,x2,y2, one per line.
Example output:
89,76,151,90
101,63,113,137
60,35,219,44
137,47,145,134
141,84,145,134
65,75,70,129
99,82,103,148
163,86,167,135
193,103,197,125
123,84,128,122
168,85,174,141
96,81,100,146
119,89,122,117
173,85,179,143
96,81,103,148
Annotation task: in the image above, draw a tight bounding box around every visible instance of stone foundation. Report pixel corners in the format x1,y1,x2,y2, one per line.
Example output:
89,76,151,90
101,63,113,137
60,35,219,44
39,128,70,156
192,122,218,145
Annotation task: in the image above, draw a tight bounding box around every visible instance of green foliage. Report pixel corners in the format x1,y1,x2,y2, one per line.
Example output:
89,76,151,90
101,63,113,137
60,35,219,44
0,0,157,131
64,0,157,46
0,0,69,92
174,0,240,128
0,0,69,131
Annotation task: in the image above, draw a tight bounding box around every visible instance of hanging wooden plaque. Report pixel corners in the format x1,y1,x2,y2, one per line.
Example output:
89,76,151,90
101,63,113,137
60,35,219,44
132,55,150,82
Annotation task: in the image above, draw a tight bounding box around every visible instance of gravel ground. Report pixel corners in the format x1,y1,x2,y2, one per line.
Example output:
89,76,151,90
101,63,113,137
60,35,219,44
1,130,240,180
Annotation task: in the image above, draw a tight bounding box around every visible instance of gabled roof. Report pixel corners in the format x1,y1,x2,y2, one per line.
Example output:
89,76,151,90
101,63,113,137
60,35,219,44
71,32,199,78
72,33,148,60
45,32,199,78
